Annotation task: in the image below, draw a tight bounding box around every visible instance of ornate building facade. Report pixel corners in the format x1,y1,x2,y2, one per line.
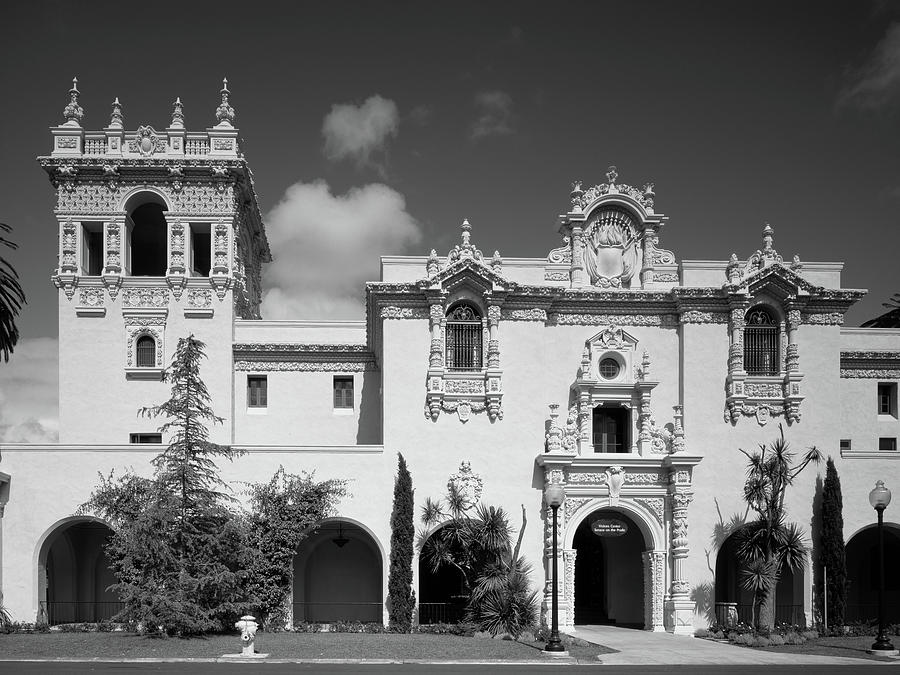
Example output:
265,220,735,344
1,85,899,633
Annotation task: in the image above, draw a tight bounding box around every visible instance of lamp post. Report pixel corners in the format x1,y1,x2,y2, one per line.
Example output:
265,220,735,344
868,480,896,654
544,482,566,654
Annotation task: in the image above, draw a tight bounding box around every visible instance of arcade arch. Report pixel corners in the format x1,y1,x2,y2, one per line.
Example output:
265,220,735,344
846,523,900,623
36,517,119,624
714,527,805,626
417,524,468,624
292,518,384,623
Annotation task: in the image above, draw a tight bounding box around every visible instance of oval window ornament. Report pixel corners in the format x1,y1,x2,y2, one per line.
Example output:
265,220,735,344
591,518,628,537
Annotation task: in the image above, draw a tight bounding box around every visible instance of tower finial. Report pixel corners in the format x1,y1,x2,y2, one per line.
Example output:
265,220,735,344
63,76,84,126
108,97,123,129
215,77,235,127
606,165,618,185
461,218,471,246
171,97,185,129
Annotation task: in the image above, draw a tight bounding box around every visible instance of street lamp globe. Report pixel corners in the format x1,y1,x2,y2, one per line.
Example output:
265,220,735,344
545,482,565,508
869,481,892,511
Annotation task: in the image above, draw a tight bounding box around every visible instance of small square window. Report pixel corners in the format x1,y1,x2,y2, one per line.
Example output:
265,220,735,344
334,376,354,409
878,383,897,416
879,438,897,452
840,439,851,453
130,433,162,444
248,375,267,408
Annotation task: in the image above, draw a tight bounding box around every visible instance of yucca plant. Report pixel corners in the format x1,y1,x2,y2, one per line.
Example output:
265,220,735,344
736,425,820,630
0,223,26,363
419,484,537,637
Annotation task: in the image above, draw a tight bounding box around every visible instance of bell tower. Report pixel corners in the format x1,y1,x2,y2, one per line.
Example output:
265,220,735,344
39,78,271,444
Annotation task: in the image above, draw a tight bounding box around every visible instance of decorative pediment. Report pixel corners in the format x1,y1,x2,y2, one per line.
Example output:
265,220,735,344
585,323,639,354
740,263,820,299
424,219,507,289
425,255,509,293
724,225,809,294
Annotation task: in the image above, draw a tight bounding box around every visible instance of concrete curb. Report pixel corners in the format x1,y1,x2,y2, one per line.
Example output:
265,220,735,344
0,657,584,666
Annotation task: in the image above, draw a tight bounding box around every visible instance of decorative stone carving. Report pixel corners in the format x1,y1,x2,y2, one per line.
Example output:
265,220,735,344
805,312,844,325
544,270,570,282
78,288,104,307
568,473,609,485
563,549,577,627
606,466,625,505
582,206,642,288
132,126,167,155
444,379,484,395
744,382,782,398
447,461,484,507
554,313,678,327
547,238,572,264
501,308,547,321
186,289,212,308
635,497,665,525
563,497,591,523
235,360,375,372
597,323,626,349
122,288,168,308
63,78,84,126
647,419,672,454
680,310,728,324
380,306,428,319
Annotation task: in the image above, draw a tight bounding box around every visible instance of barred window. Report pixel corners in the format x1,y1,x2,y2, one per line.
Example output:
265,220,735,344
446,303,483,371
136,335,156,367
744,307,778,375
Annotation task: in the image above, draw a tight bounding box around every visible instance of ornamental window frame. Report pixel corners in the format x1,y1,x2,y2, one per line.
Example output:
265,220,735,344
743,304,781,376
445,301,485,372
135,335,156,368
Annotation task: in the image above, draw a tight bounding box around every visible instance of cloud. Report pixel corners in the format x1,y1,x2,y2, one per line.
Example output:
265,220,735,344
0,337,59,444
322,95,400,170
408,104,433,126
259,181,422,320
470,90,515,140
840,23,900,109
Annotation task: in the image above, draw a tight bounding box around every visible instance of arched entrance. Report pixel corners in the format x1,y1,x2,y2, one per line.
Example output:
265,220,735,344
573,509,646,627
37,518,119,625
417,525,468,624
714,528,805,626
293,519,383,623
846,523,900,623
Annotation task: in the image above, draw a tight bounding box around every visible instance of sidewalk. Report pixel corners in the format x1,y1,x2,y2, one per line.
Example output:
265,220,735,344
572,625,893,665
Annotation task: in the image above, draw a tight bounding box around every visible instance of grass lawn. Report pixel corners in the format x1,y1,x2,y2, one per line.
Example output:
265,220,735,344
0,632,613,661
759,636,899,663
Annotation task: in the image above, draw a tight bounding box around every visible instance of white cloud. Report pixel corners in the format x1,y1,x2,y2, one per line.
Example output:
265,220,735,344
259,181,422,320
840,23,900,109
470,90,515,140
322,95,400,170
0,337,59,444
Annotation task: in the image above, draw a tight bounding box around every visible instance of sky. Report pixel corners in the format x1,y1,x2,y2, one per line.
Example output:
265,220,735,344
1,0,899,441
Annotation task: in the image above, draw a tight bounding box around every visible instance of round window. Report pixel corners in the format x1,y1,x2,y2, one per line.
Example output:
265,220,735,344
599,358,620,379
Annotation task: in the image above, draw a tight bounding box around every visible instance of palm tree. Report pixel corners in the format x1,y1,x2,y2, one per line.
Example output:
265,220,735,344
861,293,900,328
419,483,538,637
0,223,26,362
736,425,821,630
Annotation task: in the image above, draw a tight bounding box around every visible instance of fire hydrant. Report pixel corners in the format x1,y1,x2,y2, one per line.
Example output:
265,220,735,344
235,615,259,656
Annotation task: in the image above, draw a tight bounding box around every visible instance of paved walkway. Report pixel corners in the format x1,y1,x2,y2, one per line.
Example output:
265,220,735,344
572,625,893,665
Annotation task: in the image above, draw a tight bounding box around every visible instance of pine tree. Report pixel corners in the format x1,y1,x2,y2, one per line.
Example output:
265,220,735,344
83,335,245,635
387,453,415,631
820,456,847,627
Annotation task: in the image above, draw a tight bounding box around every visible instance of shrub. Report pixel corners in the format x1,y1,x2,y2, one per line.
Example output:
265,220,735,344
694,628,710,638
769,634,785,645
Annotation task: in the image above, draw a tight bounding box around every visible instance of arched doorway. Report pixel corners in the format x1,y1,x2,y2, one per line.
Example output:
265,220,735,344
293,519,383,623
714,528,804,626
573,509,645,627
846,524,900,623
417,525,468,624
38,519,119,625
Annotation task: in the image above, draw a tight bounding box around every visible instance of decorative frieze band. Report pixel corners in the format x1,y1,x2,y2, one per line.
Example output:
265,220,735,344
679,310,729,324
553,313,678,327
840,351,900,378
380,306,429,319
501,308,548,321
234,360,375,372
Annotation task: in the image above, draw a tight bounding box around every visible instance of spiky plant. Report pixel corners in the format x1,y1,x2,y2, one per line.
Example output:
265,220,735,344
0,223,26,363
736,425,821,630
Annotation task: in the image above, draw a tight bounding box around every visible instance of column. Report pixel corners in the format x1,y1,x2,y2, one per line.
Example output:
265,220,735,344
666,489,696,635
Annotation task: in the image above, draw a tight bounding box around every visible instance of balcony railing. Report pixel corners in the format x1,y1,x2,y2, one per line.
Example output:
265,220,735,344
714,602,805,628
291,601,382,624
417,602,466,625
40,601,124,625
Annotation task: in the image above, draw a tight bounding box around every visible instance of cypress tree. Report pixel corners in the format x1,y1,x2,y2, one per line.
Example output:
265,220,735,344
820,456,847,627
387,453,415,631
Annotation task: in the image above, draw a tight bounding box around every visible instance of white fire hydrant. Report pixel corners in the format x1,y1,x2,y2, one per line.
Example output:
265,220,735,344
235,615,259,656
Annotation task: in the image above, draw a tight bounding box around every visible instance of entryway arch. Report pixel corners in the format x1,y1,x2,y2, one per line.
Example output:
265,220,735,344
35,516,119,624
292,518,384,623
845,522,900,623
417,524,467,624
563,499,666,631
714,526,805,625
